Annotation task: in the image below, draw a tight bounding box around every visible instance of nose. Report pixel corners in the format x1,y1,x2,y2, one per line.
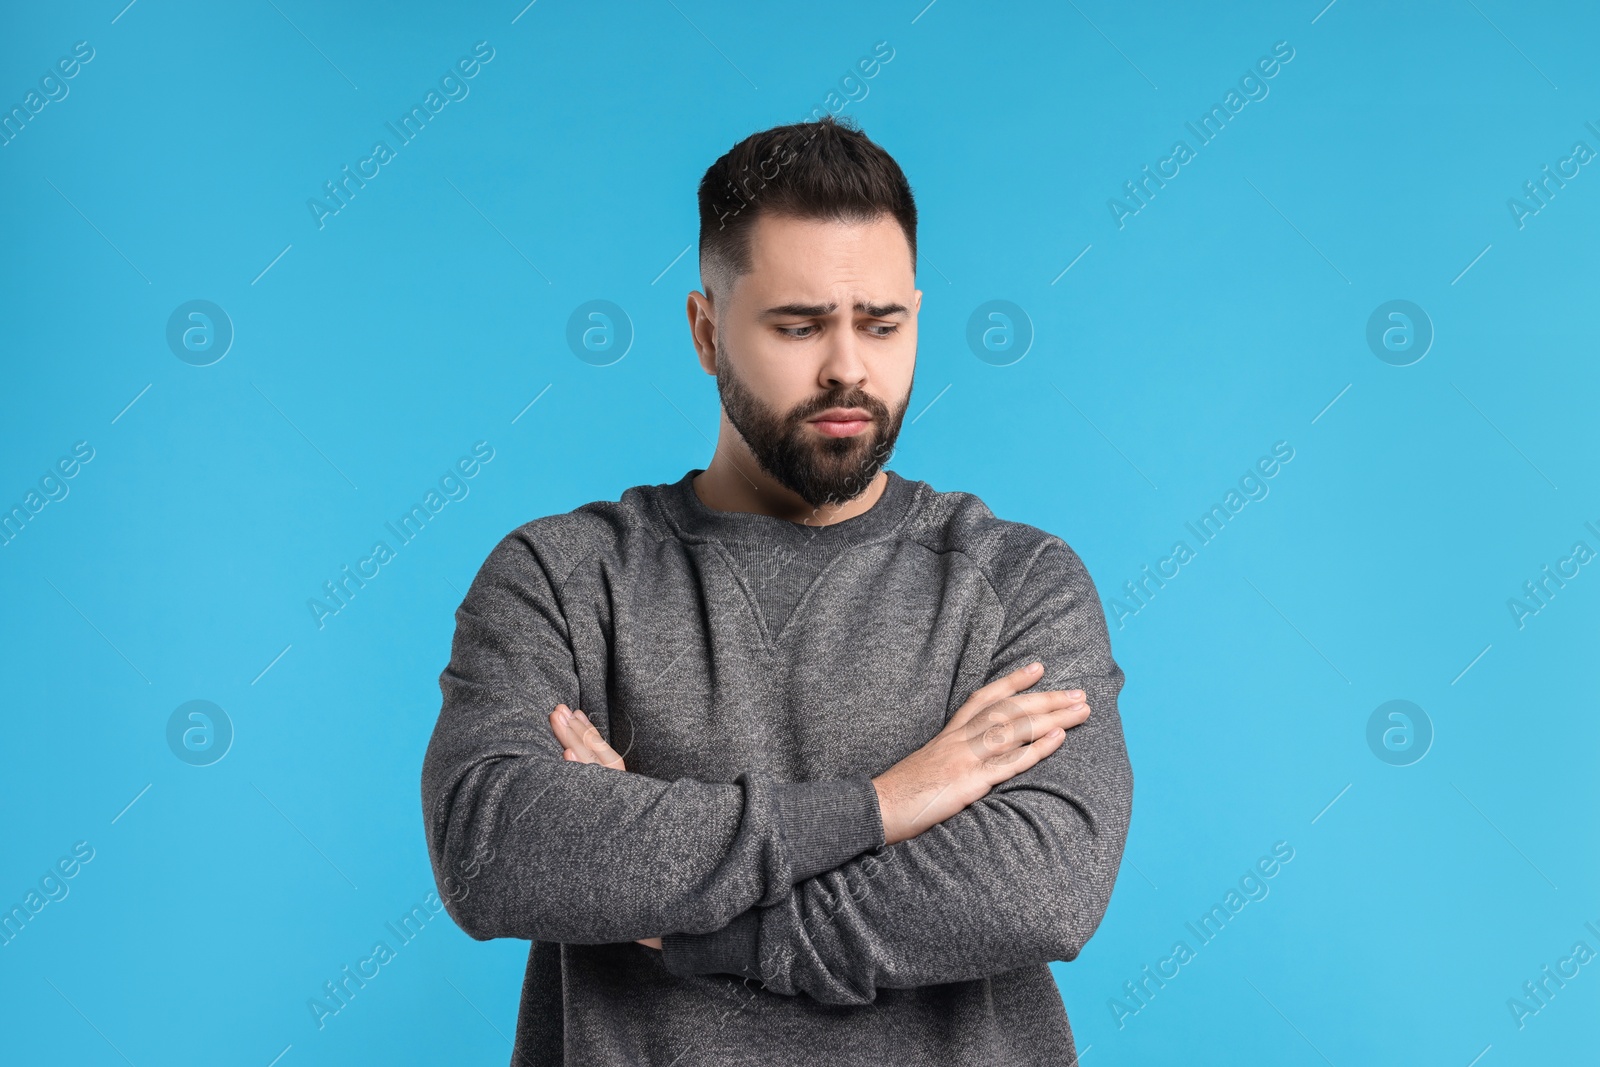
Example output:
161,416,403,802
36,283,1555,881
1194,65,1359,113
817,323,869,391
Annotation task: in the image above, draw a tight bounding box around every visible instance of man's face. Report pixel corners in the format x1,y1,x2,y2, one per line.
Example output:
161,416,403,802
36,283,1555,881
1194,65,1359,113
698,212,921,510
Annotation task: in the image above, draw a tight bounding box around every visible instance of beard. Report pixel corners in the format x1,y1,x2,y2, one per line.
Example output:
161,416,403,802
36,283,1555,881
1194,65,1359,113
714,343,912,511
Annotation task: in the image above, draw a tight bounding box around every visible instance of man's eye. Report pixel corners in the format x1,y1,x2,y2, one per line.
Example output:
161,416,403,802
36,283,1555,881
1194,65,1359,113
778,323,899,339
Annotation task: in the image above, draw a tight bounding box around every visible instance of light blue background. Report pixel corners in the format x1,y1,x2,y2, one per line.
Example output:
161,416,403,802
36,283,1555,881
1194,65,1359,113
3,1,1597,1064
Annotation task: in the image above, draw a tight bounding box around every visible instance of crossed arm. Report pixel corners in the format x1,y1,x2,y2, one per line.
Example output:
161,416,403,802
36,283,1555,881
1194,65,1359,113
421,529,889,946
546,537,1134,1005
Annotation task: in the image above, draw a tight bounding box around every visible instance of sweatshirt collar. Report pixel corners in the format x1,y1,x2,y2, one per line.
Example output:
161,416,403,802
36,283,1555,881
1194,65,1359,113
657,467,919,548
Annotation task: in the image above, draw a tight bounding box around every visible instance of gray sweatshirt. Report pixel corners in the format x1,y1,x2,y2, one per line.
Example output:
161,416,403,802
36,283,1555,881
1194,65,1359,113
421,467,1133,1066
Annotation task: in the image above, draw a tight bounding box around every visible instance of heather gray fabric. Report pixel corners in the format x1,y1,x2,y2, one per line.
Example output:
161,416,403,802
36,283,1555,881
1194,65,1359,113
421,467,1133,1066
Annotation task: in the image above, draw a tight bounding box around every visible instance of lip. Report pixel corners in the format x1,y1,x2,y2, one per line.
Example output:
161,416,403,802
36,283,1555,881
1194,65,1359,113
809,408,874,423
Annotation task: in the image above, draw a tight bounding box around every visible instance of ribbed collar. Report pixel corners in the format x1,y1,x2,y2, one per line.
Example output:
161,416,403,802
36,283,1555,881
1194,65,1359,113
655,467,920,549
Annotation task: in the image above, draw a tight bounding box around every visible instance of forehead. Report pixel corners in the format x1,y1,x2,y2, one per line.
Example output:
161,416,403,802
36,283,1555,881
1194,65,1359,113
733,212,913,303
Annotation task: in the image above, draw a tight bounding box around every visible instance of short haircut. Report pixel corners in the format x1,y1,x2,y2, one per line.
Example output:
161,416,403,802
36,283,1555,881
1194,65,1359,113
697,115,918,304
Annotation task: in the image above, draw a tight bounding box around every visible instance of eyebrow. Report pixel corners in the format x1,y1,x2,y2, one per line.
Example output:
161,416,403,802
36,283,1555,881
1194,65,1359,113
759,300,909,319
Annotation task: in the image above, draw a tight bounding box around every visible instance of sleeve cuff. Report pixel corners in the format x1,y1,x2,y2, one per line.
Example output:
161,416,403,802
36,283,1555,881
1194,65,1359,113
771,774,887,884
661,907,763,980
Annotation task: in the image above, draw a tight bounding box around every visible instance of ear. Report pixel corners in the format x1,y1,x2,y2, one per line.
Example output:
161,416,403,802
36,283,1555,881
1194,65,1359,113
686,291,717,375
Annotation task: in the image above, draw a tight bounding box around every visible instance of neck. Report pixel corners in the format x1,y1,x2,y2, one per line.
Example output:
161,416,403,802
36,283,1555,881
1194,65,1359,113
693,449,888,526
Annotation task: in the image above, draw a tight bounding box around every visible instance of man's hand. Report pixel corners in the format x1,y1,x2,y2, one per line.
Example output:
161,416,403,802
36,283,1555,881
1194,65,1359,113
871,661,1091,846
549,704,628,770
547,662,1088,949
548,704,661,950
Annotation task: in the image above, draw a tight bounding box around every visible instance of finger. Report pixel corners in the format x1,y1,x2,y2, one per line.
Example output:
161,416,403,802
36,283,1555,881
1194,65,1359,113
984,726,1069,775
1018,704,1092,741
551,708,587,754
985,688,1089,722
553,707,604,765
550,705,578,740
581,732,626,771
565,740,602,765
951,662,1047,726
973,704,1091,755
964,692,1083,748
554,705,611,757
570,709,627,771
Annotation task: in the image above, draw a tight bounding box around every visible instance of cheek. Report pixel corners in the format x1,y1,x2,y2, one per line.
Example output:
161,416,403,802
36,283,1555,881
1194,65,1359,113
739,338,816,400
885,332,917,390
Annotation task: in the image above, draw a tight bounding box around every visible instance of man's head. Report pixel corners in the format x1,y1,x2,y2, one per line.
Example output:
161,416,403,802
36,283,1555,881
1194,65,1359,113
688,116,920,511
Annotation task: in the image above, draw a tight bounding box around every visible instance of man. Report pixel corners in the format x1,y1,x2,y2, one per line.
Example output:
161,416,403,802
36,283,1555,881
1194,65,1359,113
421,115,1133,1066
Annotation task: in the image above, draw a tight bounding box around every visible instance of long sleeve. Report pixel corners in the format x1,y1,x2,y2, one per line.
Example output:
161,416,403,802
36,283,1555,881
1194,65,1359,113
659,534,1133,1004
420,527,886,945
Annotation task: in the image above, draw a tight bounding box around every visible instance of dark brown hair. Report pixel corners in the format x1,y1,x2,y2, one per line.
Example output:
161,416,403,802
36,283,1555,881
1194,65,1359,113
697,115,917,303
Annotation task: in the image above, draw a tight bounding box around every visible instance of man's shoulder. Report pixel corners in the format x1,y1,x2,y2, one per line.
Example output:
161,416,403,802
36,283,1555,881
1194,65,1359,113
900,474,1083,580
477,477,671,585
901,476,1106,638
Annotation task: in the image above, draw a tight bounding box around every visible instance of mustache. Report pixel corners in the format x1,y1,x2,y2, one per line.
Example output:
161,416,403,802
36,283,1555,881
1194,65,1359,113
794,394,889,422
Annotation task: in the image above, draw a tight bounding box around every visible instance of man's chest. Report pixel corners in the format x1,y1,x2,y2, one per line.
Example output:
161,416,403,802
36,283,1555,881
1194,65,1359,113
561,540,1005,784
